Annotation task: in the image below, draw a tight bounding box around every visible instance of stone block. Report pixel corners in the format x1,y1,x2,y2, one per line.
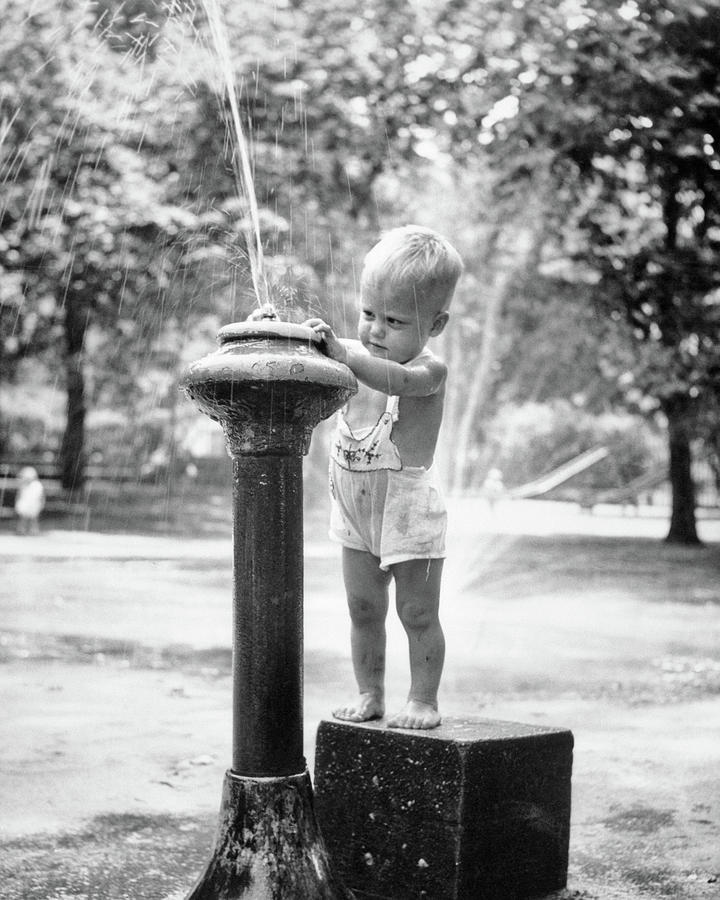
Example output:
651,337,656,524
314,717,573,900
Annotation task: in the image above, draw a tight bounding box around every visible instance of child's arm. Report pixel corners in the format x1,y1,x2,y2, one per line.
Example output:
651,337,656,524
304,318,446,397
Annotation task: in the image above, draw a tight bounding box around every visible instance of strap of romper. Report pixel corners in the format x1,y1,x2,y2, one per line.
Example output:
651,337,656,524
385,394,400,423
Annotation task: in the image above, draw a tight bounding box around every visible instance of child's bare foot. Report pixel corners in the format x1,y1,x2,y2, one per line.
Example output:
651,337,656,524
387,700,441,730
332,691,385,722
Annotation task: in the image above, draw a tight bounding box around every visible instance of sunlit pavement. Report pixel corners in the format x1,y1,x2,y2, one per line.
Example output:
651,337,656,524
0,499,719,898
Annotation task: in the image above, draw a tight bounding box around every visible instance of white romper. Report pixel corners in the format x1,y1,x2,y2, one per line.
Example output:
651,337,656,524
328,372,447,570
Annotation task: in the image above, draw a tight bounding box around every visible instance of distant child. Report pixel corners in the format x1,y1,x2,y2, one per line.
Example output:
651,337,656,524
482,468,505,511
14,466,45,535
305,225,463,729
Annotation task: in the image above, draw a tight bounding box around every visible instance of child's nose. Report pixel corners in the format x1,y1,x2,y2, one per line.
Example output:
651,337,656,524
370,319,385,338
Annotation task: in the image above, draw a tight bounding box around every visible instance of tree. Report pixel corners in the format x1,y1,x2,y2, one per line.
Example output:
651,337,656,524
2,2,185,485
2,0,434,482
431,0,720,542
0,1,259,486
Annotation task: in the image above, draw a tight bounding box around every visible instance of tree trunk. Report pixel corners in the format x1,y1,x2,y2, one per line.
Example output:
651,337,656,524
449,283,502,494
448,223,541,494
662,393,700,544
59,293,87,491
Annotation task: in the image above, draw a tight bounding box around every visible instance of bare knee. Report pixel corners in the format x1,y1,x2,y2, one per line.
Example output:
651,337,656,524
397,599,436,632
347,593,386,626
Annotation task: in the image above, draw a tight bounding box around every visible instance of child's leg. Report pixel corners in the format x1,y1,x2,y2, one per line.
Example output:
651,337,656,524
333,546,391,722
387,558,445,729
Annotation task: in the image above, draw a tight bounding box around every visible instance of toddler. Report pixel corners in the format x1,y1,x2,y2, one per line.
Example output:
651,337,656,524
306,225,463,729
14,466,45,535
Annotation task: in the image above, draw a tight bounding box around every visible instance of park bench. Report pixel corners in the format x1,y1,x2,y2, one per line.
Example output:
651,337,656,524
0,458,65,517
578,467,668,514
0,457,142,518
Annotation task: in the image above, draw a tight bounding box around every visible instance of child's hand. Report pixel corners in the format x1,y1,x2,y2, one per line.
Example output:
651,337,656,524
303,318,348,365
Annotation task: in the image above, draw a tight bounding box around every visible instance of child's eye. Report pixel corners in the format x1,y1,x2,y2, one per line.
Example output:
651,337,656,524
362,309,375,320
387,317,404,327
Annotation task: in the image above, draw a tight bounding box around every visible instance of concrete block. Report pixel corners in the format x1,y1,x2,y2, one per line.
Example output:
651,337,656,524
314,717,573,900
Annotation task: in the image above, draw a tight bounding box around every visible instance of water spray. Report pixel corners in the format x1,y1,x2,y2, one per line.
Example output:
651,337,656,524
201,0,270,308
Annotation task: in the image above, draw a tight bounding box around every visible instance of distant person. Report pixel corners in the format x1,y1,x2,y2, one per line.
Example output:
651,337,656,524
14,466,45,535
482,468,505,510
305,225,463,730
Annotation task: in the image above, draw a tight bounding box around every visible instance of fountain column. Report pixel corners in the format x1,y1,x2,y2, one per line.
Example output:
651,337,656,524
181,319,356,899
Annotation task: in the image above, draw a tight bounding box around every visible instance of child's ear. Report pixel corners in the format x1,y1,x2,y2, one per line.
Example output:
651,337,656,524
430,311,449,336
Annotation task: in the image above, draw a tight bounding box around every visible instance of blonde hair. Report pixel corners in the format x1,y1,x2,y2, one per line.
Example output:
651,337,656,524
361,225,464,313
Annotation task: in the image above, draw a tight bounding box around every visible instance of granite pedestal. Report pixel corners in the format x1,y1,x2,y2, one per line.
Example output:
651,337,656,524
314,717,573,900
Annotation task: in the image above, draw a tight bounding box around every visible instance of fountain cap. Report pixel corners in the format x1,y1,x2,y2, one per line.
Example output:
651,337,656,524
183,317,356,457
218,320,321,346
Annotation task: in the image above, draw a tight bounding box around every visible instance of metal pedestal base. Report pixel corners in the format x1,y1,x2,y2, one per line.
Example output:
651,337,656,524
185,769,353,899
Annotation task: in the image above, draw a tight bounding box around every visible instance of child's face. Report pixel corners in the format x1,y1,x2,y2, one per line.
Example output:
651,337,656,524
357,280,443,364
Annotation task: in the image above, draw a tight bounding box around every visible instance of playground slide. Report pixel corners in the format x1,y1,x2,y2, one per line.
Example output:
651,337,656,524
509,446,610,499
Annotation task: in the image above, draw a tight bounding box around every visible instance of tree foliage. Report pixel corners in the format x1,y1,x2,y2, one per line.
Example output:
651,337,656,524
1,2,184,480
0,1,275,482
425,0,720,540
2,0,719,538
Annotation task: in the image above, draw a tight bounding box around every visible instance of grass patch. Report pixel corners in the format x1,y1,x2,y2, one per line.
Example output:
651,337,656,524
465,533,720,605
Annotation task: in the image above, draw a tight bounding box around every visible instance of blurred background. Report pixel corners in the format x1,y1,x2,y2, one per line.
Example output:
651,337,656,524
1,0,719,542
2,5,720,897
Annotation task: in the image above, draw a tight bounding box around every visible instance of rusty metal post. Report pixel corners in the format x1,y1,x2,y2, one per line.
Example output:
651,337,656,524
181,320,356,899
